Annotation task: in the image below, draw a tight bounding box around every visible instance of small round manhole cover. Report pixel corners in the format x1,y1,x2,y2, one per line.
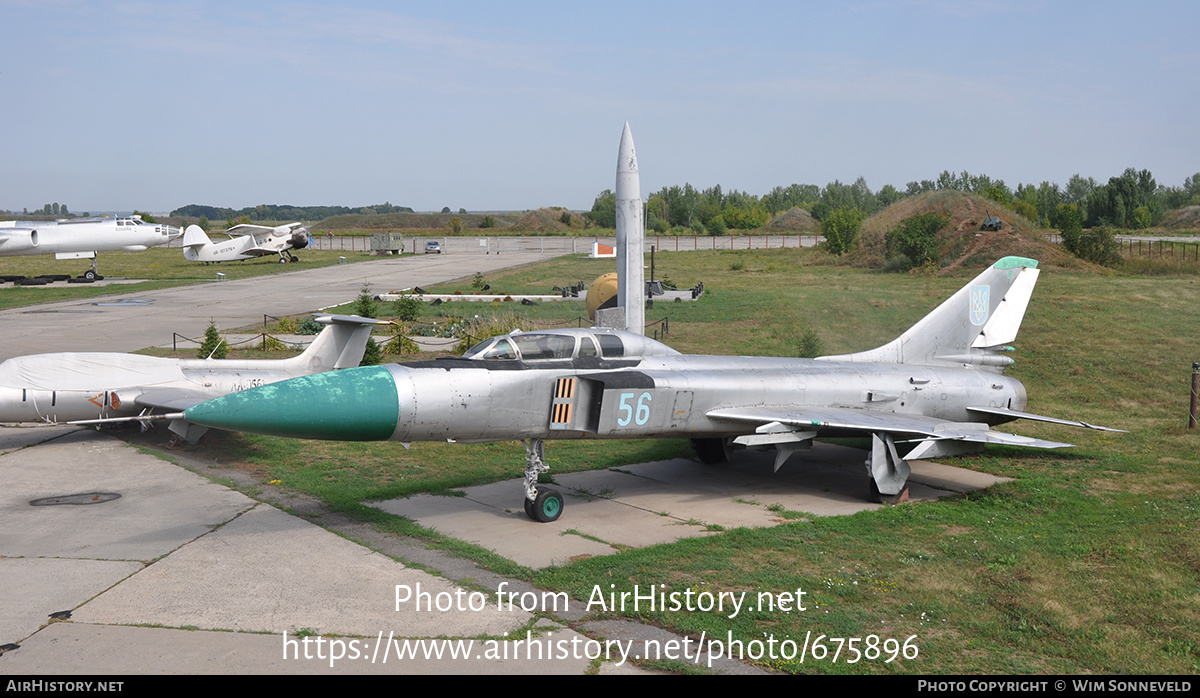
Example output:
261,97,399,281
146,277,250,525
31,492,122,506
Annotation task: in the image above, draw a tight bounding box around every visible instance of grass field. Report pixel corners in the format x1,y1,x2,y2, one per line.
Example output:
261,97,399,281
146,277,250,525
149,248,1200,674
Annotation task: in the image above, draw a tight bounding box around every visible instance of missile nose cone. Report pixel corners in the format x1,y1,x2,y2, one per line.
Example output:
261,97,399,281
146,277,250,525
617,122,638,180
184,365,399,441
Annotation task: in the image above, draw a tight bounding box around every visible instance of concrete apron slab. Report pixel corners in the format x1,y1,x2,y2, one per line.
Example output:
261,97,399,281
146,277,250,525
371,444,1012,570
1,431,556,674
0,423,83,455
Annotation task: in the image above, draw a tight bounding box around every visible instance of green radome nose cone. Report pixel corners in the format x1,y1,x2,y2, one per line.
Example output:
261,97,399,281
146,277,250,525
185,365,399,441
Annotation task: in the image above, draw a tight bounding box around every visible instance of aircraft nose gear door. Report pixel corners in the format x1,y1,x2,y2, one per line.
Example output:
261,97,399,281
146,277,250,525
521,439,564,523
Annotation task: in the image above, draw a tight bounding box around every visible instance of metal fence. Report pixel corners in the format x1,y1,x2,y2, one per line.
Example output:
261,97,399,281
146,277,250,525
1121,239,1200,261
305,233,822,255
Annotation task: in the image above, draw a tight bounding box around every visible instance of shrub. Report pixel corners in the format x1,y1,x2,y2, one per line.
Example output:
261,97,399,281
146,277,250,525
296,317,323,335
394,293,422,322
479,215,495,229
1011,200,1037,222
821,207,865,256
886,212,949,269
260,335,288,352
384,328,421,354
1075,227,1122,267
882,254,913,274
1056,204,1083,254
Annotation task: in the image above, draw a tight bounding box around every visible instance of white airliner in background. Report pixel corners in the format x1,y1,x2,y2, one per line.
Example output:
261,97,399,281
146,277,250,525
0,215,181,278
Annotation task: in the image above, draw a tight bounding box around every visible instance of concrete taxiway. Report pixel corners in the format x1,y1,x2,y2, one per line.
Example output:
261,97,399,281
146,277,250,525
0,251,554,357
0,427,594,674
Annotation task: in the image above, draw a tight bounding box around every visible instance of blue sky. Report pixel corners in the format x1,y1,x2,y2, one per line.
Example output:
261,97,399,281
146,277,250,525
3,1,1197,213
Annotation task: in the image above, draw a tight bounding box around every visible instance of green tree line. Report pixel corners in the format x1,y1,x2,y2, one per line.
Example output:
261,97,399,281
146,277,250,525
585,168,1200,234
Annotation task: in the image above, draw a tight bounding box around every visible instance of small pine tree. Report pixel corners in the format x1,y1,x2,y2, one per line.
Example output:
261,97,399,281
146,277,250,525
797,328,824,358
360,337,383,366
198,320,228,359
353,283,378,318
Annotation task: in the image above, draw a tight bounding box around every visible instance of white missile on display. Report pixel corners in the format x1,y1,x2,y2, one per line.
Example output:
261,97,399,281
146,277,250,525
615,122,645,335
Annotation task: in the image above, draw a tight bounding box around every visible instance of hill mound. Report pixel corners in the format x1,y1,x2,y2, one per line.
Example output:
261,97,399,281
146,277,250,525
512,208,583,232
313,211,519,231
763,207,818,232
855,190,1082,272
1160,206,1200,230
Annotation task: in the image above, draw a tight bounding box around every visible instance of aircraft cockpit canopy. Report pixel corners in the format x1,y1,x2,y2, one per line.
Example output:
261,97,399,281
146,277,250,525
462,328,678,362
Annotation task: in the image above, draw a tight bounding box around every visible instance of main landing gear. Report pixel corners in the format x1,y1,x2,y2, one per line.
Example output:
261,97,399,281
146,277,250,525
82,258,103,281
521,439,563,523
866,432,910,505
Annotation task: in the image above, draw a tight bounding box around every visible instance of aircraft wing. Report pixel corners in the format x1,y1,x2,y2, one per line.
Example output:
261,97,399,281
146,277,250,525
225,224,276,237
128,387,213,412
706,405,1074,450
966,405,1127,432
227,222,303,244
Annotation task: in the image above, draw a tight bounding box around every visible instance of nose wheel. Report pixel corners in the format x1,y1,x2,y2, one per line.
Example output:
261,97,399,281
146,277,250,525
524,488,564,523
521,439,563,522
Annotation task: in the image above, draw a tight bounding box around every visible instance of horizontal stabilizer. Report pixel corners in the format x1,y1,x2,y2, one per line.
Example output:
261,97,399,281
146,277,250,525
182,225,213,249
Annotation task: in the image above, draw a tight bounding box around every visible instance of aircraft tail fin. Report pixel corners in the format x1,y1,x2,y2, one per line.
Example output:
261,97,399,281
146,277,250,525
818,256,1040,369
295,315,387,372
182,225,212,249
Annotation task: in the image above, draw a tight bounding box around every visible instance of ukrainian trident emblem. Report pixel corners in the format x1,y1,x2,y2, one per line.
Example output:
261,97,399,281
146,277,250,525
969,285,990,326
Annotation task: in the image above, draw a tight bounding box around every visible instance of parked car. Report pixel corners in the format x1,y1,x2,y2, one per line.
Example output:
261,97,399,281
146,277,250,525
425,240,442,254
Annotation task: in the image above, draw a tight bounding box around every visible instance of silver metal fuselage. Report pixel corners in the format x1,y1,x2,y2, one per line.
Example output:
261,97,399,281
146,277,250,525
0,356,302,424
0,217,180,256
378,354,1028,443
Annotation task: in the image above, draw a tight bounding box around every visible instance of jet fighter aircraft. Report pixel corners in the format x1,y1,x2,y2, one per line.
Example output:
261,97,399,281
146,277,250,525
0,215,181,278
152,257,1121,522
182,222,310,264
6,314,381,444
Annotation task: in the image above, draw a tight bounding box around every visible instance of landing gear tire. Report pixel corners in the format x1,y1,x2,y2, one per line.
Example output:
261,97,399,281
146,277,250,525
869,480,909,505
528,489,564,523
523,497,536,520
288,253,298,262
83,270,97,280
690,438,731,464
